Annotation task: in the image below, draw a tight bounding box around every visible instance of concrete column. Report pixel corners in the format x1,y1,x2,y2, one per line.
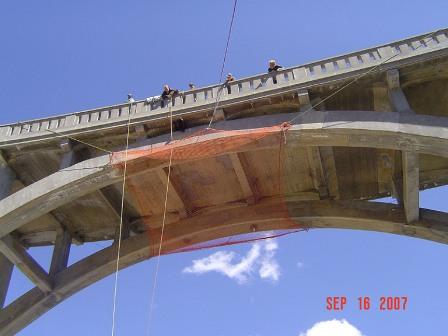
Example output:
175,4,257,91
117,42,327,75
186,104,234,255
0,253,13,309
59,140,79,169
0,152,15,201
402,151,420,223
49,228,71,277
387,69,412,113
0,152,15,308
298,89,312,112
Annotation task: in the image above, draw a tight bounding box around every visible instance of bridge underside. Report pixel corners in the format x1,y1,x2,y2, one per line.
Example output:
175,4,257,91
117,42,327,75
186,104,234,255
1,39,448,334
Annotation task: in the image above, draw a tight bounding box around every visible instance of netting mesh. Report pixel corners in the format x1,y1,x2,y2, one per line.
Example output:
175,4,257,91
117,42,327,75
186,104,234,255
166,229,301,255
111,123,305,254
111,124,290,166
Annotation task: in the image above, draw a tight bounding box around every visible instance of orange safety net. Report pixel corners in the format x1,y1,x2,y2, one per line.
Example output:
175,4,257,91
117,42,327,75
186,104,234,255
111,123,291,167
111,122,306,254
166,229,301,255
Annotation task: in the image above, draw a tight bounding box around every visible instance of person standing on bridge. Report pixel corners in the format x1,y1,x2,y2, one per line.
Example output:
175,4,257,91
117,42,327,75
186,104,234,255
161,84,180,99
224,73,235,94
268,59,283,84
161,84,180,107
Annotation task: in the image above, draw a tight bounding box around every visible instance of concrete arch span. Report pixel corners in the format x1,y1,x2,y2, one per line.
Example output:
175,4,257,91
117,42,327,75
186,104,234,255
1,110,448,239
1,199,448,335
2,110,448,334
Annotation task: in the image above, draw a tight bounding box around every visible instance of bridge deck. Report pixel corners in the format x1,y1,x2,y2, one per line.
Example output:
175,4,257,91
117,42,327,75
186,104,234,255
1,28,448,336
1,29,447,247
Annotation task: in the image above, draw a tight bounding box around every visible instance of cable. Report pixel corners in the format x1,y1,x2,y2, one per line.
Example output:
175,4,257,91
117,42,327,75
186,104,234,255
17,124,113,154
6,28,441,152
45,128,113,154
208,0,238,128
146,103,175,336
110,102,133,336
218,0,238,83
208,85,226,129
288,28,442,124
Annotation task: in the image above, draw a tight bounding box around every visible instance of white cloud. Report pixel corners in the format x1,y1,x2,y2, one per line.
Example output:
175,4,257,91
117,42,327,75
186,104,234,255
297,261,305,269
299,319,364,336
259,239,280,282
183,238,280,284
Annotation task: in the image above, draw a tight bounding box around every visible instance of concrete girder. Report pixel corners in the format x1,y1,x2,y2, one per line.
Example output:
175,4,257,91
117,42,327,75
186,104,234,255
1,199,448,335
0,235,52,293
387,69,413,113
49,227,71,277
402,150,420,223
2,110,448,240
386,69,420,223
0,253,13,309
229,152,257,204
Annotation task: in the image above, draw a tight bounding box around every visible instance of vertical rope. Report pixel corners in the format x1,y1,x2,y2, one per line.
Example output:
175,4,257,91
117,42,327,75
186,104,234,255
218,0,238,84
145,1,239,332
110,102,133,336
207,0,238,128
146,102,175,336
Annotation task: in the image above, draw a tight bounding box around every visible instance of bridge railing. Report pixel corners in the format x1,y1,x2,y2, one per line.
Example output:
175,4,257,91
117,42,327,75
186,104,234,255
1,28,447,142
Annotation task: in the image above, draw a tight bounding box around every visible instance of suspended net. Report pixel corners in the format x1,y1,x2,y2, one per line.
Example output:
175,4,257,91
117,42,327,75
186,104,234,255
165,229,301,255
111,122,307,255
111,124,291,167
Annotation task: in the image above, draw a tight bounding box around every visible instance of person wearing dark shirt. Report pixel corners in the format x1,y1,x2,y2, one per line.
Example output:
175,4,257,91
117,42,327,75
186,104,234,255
268,59,283,72
224,73,235,94
161,84,179,99
268,60,283,84
173,117,186,132
225,73,235,82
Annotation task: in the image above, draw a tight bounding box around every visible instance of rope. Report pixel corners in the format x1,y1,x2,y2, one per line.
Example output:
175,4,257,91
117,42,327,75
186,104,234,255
208,85,226,129
16,124,113,154
146,103,175,336
45,128,113,154
143,4,239,329
218,0,238,83
208,0,238,128
144,6,240,329
288,28,442,124
110,102,133,336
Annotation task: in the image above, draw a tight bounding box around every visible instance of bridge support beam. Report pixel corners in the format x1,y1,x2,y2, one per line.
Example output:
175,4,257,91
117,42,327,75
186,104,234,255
0,253,13,309
49,228,71,277
156,168,189,218
402,151,420,223
306,147,328,198
0,151,15,202
229,153,256,204
319,147,339,200
298,89,313,112
0,151,15,309
386,69,419,222
0,235,52,293
1,199,448,335
387,69,412,113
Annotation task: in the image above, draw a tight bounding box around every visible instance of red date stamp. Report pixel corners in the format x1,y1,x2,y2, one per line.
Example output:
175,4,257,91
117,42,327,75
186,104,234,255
326,296,408,311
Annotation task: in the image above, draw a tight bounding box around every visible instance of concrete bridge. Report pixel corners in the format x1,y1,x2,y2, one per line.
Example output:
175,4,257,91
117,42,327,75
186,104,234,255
1,28,448,335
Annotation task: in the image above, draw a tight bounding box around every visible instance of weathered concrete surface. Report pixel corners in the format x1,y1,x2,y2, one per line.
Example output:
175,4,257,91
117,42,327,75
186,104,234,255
1,199,447,335
1,111,448,240
1,28,447,148
1,28,448,335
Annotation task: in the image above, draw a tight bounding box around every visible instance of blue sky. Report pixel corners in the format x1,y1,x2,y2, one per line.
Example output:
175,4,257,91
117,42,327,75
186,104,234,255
1,1,448,335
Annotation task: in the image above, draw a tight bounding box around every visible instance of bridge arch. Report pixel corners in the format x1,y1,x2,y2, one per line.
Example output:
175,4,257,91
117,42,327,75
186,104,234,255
1,199,448,335
1,110,448,239
1,110,448,335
